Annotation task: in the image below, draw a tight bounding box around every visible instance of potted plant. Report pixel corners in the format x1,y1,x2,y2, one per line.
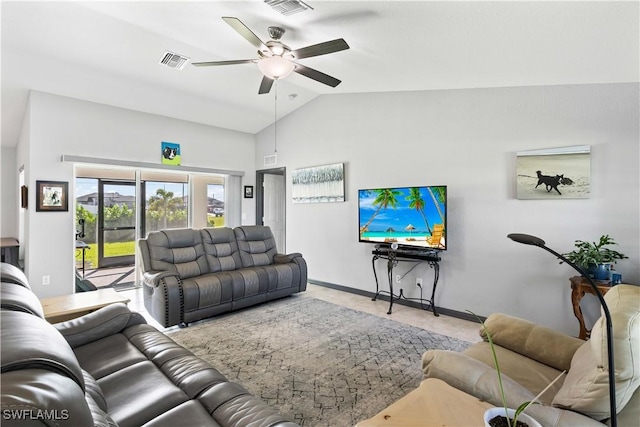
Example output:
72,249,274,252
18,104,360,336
563,235,627,281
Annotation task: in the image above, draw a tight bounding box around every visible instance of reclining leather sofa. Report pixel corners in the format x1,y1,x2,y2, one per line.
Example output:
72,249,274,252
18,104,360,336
0,263,299,427
422,284,640,426
139,225,307,327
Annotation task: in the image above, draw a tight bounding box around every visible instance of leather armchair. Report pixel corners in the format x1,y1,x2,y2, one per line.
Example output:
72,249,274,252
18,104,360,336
422,284,640,426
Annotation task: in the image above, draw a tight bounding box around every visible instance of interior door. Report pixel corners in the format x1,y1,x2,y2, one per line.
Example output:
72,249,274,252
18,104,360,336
98,181,136,268
261,171,286,252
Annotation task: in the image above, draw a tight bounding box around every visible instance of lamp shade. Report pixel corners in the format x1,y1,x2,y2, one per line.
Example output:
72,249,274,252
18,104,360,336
258,57,295,79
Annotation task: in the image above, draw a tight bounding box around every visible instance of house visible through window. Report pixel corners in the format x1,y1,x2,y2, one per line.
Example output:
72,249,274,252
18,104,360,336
207,183,225,227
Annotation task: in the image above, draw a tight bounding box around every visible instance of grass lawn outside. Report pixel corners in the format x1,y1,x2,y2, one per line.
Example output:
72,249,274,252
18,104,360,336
75,241,135,268
76,220,226,268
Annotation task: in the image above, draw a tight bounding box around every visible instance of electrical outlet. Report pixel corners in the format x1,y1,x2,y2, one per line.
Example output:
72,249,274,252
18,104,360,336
416,277,423,287
396,274,401,283
42,275,50,286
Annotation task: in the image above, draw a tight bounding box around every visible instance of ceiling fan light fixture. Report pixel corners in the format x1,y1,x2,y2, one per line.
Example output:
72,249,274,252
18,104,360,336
258,57,295,79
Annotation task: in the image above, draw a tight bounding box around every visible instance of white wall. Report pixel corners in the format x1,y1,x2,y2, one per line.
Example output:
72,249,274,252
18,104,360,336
256,83,640,334
0,147,18,238
19,91,256,298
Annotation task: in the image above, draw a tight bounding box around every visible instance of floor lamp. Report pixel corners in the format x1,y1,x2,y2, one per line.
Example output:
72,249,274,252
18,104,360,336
507,233,617,427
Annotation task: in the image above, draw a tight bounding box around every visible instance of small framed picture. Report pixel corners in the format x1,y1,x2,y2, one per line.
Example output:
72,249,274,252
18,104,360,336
20,185,28,209
244,185,254,198
161,141,181,166
36,180,68,212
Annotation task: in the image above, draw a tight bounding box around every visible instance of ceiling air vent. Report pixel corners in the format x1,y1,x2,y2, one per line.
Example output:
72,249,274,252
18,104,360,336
159,51,190,70
264,0,313,16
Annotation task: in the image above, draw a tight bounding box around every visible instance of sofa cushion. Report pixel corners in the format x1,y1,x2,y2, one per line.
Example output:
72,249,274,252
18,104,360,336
552,284,640,419
463,341,566,403
1,281,44,318
141,401,222,427
201,228,243,272
98,360,189,427
1,311,85,390
181,273,234,312
234,226,277,267
74,333,148,379
481,313,584,372
146,228,209,279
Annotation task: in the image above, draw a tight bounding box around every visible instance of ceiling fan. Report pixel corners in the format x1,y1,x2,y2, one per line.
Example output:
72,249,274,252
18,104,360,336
193,17,349,94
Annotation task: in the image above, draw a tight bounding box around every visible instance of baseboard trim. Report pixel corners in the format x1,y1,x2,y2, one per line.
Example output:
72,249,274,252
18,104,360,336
308,279,481,323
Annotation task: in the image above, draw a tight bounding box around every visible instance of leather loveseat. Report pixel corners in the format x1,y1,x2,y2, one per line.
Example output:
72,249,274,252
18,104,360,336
422,284,640,426
0,263,299,427
138,225,307,327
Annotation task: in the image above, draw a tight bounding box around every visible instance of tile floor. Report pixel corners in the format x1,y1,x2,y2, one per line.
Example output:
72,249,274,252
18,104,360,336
120,283,481,343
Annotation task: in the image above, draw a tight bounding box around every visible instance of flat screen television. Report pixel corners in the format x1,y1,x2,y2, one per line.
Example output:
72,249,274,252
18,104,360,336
358,185,447,250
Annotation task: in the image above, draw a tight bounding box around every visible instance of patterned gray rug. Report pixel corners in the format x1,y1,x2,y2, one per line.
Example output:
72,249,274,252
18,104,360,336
168,295,470,427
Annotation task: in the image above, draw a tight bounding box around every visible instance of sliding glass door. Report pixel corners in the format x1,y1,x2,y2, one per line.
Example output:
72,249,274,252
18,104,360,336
98,181,136,268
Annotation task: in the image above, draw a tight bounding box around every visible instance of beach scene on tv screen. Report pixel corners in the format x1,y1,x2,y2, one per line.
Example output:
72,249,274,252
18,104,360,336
359,186,446,249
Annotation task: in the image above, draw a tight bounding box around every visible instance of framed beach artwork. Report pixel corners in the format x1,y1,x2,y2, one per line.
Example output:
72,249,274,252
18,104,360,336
516,145,590,200
36,180,68,212
292,163,345,203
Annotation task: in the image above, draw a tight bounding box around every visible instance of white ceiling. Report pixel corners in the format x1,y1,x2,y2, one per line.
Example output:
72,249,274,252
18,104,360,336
2,1,638,148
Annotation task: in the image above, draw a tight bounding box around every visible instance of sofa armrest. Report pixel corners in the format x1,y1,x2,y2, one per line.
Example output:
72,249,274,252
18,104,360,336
274,253,303,264
422,349,604,427
143,270,180,287
482,313,584,372
55,303,147,348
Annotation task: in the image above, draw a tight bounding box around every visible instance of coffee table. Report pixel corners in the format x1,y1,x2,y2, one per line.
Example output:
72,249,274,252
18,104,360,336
41,288,130,323
356,378,493,427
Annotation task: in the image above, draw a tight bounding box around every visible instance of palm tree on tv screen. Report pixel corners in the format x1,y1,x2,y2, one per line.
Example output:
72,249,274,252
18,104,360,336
427,186,446,229
406,187,433,235
360,189,402,233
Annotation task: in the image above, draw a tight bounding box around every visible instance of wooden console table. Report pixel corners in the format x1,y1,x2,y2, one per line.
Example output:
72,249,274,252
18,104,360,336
570,276,612,340
41,288,130,323
371,247,441,316
356,378,492,426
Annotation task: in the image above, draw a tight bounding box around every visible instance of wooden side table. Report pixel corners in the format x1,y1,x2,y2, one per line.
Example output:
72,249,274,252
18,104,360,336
569,276,611,340
355,378,493,427
41,288,130,323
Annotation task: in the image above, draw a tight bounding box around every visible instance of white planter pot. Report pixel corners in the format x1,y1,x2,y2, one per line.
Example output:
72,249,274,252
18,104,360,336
484,407,542,427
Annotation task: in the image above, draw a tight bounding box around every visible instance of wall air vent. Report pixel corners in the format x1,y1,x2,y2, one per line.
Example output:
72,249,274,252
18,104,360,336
264,154,278,167
264,0,313,16
159,51,190,70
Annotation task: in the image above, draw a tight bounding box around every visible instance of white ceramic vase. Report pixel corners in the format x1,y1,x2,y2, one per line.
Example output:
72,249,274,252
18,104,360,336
483,407,542,427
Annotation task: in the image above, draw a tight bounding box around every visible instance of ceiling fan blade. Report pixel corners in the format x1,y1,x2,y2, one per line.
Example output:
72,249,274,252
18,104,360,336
293,64,342,88
192,59,257,67
258,76,274,94
291,39,349,60
222,17,268,51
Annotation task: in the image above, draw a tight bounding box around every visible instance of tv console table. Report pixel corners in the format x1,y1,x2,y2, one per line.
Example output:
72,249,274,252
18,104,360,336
371,246,441,316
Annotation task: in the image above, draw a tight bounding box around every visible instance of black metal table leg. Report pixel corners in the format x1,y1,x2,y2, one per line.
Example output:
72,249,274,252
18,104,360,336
429,261,440,316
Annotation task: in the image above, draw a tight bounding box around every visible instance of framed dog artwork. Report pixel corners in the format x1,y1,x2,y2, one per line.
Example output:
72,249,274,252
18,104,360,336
161,142,181,166
516,145,590,199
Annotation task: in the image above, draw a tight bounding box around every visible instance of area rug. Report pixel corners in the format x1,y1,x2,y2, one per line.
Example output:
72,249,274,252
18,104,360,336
167,295,471,427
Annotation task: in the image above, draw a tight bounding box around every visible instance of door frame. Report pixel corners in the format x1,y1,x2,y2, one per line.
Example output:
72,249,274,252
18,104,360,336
256,167,286,245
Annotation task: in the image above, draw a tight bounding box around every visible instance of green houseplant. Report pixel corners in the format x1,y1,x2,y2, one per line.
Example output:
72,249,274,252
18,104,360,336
563,235,627,281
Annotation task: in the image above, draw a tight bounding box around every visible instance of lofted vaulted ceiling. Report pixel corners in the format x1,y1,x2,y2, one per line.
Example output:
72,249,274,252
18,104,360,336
2,1,638,147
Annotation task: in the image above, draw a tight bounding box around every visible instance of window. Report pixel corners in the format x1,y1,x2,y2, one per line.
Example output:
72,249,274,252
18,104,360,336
207,183,225,227
144,181,189,234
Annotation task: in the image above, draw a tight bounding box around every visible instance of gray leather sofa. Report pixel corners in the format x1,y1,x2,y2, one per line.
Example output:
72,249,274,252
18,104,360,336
0,263,299,427
139,226,307,327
